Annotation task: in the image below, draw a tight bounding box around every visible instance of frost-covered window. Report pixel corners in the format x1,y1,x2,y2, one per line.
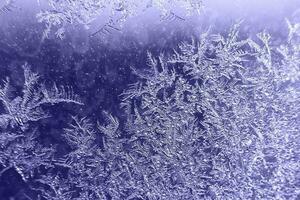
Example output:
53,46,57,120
0,0,299,200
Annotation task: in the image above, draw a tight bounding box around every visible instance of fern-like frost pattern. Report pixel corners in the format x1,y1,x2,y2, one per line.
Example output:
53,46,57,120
0,6,299,200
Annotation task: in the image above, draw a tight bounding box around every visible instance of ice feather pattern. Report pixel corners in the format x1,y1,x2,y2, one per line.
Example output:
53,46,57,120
0,63,83,193
0,63,83,128
37,0,204,38
43,113,127,200
97,111,119,137
0,8,299,200
117,21,300,199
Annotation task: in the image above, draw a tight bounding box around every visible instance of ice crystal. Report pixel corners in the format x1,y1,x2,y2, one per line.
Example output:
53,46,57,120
41,112,130,199
0,63,82,129
1,8,299,199
0,63,82,198
0,129,54,182
34,20,300,199
37,0,204,38
119,20,300,199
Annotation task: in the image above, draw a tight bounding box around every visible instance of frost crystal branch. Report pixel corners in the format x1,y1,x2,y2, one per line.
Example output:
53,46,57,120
0,63,83,199
0,63,82,128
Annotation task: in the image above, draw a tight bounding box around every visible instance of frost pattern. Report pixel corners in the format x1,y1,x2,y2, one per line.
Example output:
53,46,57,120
0,63,82,128
37,0,204,38
40,113,128,199
31,20,300,199
1,19,299,200
119,21,300,199
0,63,82,198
